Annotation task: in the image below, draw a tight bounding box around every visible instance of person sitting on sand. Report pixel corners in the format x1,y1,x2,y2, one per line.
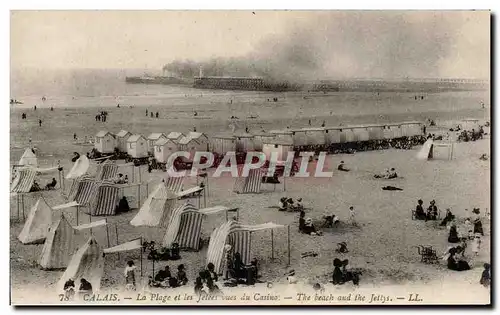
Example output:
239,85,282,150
287,270,298,284
115,173,125,184
207,263,218,282
480,263,491,287
63,278,75,300
71,152,80,162
79,278,93,294
415,199,426,220
30,180,41,192
336,242,349,254
45,178,57,190
480,153,488,161
152,266,171,288
426,200,438,221
295,198,303,210
447,247,471,271
278,197,288,211
303,218,322,236
176,264,188,286
232,253,245,279
448,223,460,243
386,168,397,179
337,161,350,172
440,209,455,226
124,175,129,184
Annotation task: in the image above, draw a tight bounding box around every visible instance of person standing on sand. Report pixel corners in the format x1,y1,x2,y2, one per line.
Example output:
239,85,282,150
146,109,148,116
38,119,42,127
34,105,37,111
150,112,154,118
156,112,159,118
349,206,357,226
124,261,137,291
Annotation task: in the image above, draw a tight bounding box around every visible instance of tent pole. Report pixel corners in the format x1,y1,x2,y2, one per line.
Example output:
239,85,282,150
271,229,274,260
137,184,141,209
225,211,228,221
146,182,149,196
115,224,120,260
105,219,111,248
139,167,142,183
287,225,291,266
76,205,79,225
140,236,143,277
16,194,20,221
284,175,286,192
203,189,207,208
132,166,135,183
21,193,25,221
62,170,65,191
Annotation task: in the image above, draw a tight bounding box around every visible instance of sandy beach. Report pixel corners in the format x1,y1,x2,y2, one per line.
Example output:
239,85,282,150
9,88,491,304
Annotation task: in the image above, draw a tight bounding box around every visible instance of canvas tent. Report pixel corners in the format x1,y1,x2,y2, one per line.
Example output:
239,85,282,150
417,139,454,160
233,168,263,194
162,204,238,249
18,197,53,244
67,175,100,206
95,160,119,181
85,181,121,216
129,184,178,227
206,221,286,274
66,155,90,179
10,167,38,193
18,148,38,167
39,215,77,269
58,237,104,293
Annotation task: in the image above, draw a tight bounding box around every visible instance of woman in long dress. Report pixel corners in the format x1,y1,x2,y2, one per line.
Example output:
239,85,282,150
124,260,137,291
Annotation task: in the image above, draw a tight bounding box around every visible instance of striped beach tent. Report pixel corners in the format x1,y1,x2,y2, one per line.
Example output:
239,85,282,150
95,160,119,181
39,215,77,270
233,168,263,194
162,205,237,250
18,197,53,244
69,175,99,206
206,221,285,274
161,202,199,248
57,237,104,293
10,167,38,193
164,173,185,193
87,181,121,216
130,184,178,226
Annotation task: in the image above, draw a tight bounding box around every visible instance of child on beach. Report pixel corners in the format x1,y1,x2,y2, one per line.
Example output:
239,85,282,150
471,234,482,256
349,206,357,226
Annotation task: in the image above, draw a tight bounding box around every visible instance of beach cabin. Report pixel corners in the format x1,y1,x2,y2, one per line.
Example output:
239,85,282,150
366,124,385,141
389,123,403,139
178,136,201,160
94,131,116,154
167,132,185,143
291,128,326,147
234,133,255,152
351,126,370,142
343,127,356,143
154,138,178,163
382,125,394,140
212,135,237,155
262,139,294,161
252,133,275,151
325,127,342,145
400,121,424,137
116,130,132,153
461,118,481,131
186,132,210,151
126,134,148,158
147,133,168,154
269,129,294,145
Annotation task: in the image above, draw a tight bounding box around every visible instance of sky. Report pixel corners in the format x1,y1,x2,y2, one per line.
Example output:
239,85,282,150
10,10,490,79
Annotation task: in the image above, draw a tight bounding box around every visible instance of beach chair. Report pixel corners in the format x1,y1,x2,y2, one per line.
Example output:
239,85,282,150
414,245,439,264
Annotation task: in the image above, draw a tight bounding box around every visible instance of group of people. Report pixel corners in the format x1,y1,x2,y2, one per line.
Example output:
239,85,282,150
278,197,303,212
149,264,188,289
194,263,221,295
414,199,438,221
221,245,259,286
299,211,322,236
374,168,398,179
113,173,129,184
145,109,160,118
332,258,360,285
457,127,485,142
63,278,93,300
95,111,108,122
29,178,58,192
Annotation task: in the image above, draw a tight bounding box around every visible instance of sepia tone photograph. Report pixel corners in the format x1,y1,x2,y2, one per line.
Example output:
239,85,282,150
9,10,490,305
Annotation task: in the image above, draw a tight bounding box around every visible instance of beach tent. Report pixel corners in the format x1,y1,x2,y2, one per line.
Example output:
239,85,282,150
417,139,454,160
233,168,263,194
116,130,132,153
163,174,185,193
86,181,121,216
130,184,178,227
162,205,238,249
10,167,38,193
95,160,119,181
57,237,104,293
39,215,77,269
67,175,100,206
18,148,38,167
18,197,53,244
66,155,90,179
206,221,286,274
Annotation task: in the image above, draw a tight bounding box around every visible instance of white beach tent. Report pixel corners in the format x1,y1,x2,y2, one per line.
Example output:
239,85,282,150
38,215,77,270
66,155,90,179
18,148,38,167
417,139,454,160
58,237,104,293
17,197,53,244
129,184,178,227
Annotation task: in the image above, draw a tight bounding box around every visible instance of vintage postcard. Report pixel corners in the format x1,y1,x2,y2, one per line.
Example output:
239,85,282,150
9,10,490,305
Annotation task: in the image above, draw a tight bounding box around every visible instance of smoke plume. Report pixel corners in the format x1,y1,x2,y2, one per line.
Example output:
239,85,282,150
163,11,488,82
